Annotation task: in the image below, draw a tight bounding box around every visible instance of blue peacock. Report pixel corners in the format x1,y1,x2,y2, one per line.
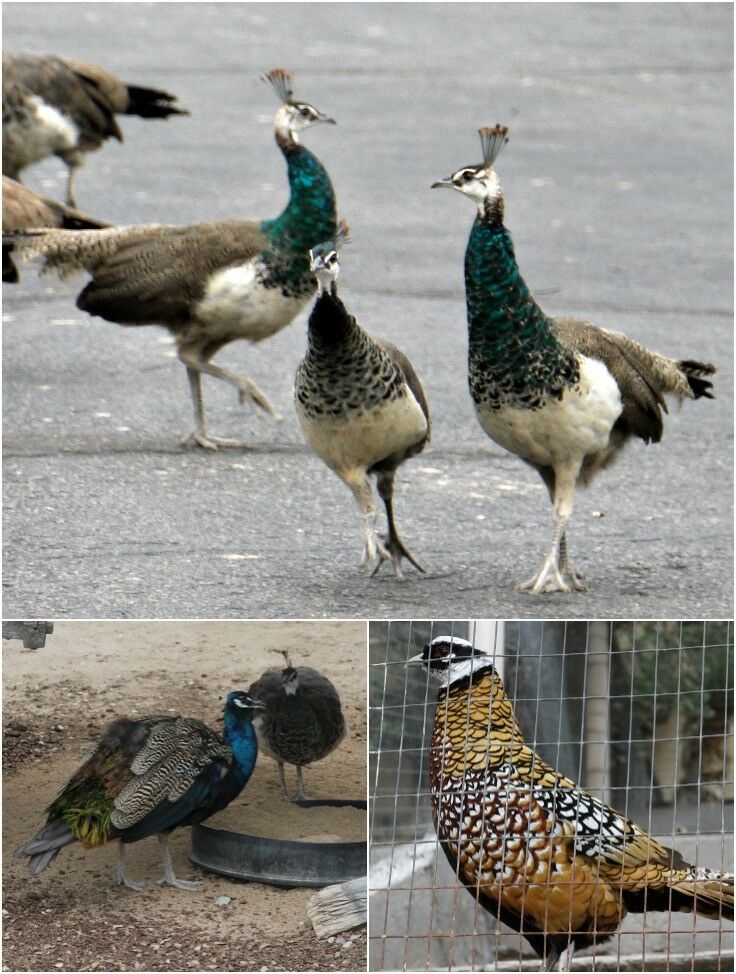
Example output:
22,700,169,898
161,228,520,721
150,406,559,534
15,691,264,891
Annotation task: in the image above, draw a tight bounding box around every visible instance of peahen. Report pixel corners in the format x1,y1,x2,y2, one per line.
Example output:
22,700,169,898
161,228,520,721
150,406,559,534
15,690,264,891
3,52,188,206
5,68,338,449
248,652,346,801
294,225,430,577
433,125,716,593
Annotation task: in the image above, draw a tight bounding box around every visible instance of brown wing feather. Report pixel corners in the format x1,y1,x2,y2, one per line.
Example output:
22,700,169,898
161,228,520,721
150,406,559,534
3,176,108,232
76,220,268,326
378,340,431,449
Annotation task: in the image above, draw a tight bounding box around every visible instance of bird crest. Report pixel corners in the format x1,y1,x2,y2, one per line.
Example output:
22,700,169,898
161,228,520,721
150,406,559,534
263,68,295,104
479,125,509,167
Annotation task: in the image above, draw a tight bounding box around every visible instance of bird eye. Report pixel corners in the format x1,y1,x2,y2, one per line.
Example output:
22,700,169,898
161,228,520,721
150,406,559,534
299,106,311,118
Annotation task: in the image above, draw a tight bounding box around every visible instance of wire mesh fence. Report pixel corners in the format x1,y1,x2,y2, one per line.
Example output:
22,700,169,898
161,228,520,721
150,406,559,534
368,621,734,972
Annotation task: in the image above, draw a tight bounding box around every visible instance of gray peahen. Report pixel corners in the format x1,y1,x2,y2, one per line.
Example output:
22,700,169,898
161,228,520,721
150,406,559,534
15,691,264,891
295,225,430,577
433,125,716,594
248,652,346,801
3,52,188,206
5,68,338,449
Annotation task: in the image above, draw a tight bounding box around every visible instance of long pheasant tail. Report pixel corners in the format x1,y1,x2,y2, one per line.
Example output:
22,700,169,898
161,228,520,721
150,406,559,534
679,359,716,399
479,125,509,167
263,68,294,104
672,869,734,921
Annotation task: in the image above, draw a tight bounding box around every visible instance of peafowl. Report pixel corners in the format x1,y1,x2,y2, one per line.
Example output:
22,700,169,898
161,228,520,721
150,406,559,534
433,125,715,593
248,652,346,801
3,52,188,206
15,690,264,891
3,175,109,282
294,224,430,577
5,68,338,450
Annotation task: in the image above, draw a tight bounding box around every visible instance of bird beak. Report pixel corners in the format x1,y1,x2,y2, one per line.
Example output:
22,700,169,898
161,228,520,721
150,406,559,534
431,178,454,189
316,112,336,125
405,652,425,669
250,698,267,710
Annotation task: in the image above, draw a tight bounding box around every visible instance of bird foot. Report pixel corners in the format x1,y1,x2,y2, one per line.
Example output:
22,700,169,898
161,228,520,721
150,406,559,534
516,559,573,594
237,381,282,421
561,562,587,592
116,871,145,892
180,431,249,450
157,875,202,891
361,528,391,570
371,534,427,580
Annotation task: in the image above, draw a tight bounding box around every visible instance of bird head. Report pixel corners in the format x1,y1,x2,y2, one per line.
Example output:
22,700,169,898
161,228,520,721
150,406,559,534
406,635,498,688
279,650,301,695
310,219,349,295
225,690,266,716
263,68,336,143
432,125,508,215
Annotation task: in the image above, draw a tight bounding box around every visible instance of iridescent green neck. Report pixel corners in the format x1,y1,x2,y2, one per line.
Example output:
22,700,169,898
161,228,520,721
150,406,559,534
261,144,337,284
464,212,578,408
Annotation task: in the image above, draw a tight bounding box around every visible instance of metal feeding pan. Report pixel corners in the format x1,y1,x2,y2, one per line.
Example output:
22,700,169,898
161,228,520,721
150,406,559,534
191,798,367,887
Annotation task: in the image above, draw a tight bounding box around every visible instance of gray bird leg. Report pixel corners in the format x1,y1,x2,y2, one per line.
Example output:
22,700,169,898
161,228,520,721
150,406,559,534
554,944,575,971
157,833,201,891
65,165,78,208
342,471,391,569
293,765,310,802
116,842,144,892
179,365,251,450
558,533,586,591
517,467,578,594
177,346,281,445
372,472,426,579
277,760,291,802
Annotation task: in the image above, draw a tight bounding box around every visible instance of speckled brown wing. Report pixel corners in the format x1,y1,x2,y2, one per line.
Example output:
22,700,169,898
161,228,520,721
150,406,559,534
2,176,108,232
379,340,431,450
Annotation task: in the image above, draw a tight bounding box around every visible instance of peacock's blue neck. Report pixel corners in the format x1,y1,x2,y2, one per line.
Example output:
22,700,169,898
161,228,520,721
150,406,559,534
464,214,578,409
223,710,259,788
261,144,337,287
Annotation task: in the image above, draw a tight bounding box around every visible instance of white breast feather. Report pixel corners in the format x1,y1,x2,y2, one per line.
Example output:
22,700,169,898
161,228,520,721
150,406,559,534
196,260,307,342
476,354,622,467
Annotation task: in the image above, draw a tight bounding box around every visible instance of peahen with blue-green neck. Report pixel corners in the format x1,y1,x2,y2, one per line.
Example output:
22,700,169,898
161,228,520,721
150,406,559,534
433,126,715,593
15,691,264,891
8,68,338,449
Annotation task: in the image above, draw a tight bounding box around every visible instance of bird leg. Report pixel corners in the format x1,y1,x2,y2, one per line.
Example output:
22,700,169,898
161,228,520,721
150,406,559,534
558,533,586,591
543,943,574,972
180,364,251,450
293,765,310,802
115,842,145,892
371,472,427,580
156,833,201,891
178,346,281,450
277,760,291,802
65,164,78,208
343,471,391,569
517,467,578,594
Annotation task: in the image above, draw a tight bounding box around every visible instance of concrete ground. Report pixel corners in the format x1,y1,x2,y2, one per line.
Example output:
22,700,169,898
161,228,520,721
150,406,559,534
2,2,733,619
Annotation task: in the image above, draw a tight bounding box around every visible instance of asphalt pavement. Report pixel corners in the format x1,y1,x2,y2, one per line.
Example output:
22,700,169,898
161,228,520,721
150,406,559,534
2,2,733,619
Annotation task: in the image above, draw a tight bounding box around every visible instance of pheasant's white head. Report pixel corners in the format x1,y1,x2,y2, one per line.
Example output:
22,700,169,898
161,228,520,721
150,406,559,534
432,125,508,216
406,635,498,689
264,69,336,144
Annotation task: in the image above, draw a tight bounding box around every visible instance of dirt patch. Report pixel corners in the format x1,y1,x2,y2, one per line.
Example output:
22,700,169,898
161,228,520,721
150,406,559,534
3,621,367,972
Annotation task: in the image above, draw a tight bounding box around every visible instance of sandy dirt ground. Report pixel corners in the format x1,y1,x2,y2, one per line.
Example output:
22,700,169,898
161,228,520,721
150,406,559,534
2,621,367,971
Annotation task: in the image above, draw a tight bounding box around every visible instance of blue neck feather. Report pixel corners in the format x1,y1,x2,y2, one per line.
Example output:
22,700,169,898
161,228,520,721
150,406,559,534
223,710,259,786
261,143,337,283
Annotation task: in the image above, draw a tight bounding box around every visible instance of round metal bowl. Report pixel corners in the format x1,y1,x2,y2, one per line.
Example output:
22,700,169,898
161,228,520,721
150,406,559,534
191,799,367,888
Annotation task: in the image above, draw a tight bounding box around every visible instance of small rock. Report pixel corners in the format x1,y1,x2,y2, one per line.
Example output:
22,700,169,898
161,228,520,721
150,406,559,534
214,895,231,907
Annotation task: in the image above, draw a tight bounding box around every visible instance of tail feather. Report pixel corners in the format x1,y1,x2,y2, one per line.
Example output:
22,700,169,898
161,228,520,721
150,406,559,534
4,226,138,277
679,359,716,400
124,85,189,119
671,869,734,922
15,819,77,875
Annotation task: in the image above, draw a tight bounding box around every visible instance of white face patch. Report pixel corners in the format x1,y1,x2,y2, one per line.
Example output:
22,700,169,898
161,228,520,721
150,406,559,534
283,676,299,695
233,697,249,709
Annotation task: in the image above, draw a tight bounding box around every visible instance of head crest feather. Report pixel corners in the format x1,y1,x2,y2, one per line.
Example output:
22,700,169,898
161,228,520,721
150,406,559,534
262,68,294,104
479,125,509,167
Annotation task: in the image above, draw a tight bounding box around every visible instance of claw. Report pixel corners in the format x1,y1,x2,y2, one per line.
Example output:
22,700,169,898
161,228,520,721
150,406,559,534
516,559,573,594
371,534,426,580
157,875,202,891
237,381,281,420
180,431,250,450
